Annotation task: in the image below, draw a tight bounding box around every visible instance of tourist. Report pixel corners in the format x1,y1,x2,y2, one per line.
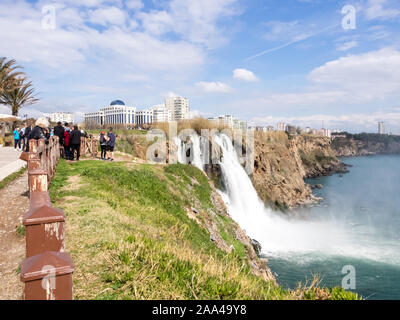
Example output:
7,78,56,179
64,128,71,160
13,127,21,151
54,121,65,146
64,122,71,132
106,127,116,161
22,123,31,151
70,125,82,161
99,131,107,160
26,118,50,151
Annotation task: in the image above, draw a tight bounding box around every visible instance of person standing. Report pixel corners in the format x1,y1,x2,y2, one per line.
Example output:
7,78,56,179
70,125,82,161
54,122,65,155
64,128,71,160
23,123,32,151
99,131,107,160
13,127,21,151
106,128,116,161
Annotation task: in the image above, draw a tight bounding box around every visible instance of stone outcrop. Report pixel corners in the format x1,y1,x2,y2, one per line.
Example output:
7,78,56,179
252,132,348,210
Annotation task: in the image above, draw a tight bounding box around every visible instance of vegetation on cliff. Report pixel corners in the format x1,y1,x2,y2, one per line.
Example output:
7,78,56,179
49,159,357,300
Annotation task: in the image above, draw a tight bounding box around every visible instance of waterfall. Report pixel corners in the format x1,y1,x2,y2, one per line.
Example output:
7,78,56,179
175,132,396,263
213,134,396,263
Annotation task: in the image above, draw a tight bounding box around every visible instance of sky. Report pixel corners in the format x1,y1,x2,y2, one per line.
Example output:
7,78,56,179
1,0,400,133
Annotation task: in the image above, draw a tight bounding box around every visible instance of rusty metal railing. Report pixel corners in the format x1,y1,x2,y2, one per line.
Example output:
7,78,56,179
19,136,74,300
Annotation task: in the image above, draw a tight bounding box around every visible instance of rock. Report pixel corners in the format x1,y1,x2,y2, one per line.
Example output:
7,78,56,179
252,132,344,209
313,184,323,189
250,238,262,256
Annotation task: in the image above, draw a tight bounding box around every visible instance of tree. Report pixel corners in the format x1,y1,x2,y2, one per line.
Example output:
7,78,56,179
0,57,24,95
0,79,39,116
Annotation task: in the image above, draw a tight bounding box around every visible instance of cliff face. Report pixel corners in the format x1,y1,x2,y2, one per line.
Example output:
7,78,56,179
252,132,347,209
332,137,400,156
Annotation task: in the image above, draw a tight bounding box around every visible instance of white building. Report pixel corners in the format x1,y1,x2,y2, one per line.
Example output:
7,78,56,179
165,97,190,121
136,109,153,125
312,128,332,138
208,115,247,131
378,122,386,135
84,100,136,127
44,112,75,124
277,122,286,131
151,104,171,123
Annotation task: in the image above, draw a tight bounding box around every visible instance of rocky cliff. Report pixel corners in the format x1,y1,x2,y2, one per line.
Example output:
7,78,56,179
332,135,400,157
252,132,348,210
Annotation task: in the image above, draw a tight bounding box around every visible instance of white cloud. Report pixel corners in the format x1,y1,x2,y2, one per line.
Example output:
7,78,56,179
233,68,259,82
336,41,358,51
230,48,400,117
0,1,205,72
308,48,400,98
196,81,233,94
89,6,127,26
125,0,144,10
365,0,400,20
138,0,240,48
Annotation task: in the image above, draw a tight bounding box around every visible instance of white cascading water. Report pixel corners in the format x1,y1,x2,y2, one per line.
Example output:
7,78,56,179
177,133,398,264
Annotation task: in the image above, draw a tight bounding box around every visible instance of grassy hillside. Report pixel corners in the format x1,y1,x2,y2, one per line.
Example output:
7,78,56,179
49,159,358,300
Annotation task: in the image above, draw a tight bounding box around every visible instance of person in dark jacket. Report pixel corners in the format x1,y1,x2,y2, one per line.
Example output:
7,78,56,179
26,118,50,151
23,123,32,151
106,128,116,161
99,131,107,160
69,125,82,161
54,122,65,146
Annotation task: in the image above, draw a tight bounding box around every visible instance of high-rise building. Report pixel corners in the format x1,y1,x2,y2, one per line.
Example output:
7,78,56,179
151,104,171,123
84,100,136,126
44,112,75,124
165,97,190,121
378,122,386,134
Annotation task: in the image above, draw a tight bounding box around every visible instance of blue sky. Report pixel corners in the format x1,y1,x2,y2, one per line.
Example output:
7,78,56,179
1,0,400,132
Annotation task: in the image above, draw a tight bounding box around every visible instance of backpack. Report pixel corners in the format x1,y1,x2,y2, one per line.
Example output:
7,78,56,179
99,134,106,145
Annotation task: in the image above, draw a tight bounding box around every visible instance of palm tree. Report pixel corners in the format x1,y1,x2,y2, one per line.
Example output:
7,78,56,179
0,57,24,95
0,79,39,116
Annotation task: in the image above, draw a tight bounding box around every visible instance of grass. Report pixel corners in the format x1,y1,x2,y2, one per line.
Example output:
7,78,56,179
0,166,27,190
49,159,359,300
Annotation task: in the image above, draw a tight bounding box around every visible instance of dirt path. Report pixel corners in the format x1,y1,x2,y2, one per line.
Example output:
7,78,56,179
0,172,29,300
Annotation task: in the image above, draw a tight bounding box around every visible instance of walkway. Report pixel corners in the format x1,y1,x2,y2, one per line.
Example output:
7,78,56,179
0,147,26,181
0,172,28,300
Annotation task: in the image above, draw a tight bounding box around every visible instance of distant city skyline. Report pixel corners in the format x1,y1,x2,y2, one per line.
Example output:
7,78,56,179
1,0,400,133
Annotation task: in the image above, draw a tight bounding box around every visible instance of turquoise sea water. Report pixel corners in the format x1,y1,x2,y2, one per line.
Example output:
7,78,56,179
266,155,400,300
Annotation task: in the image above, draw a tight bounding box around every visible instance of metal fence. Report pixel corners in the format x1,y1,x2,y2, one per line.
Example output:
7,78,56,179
19,136,98,300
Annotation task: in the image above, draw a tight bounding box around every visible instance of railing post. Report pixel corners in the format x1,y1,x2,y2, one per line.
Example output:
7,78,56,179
20,251,74,300
23,195,66,257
